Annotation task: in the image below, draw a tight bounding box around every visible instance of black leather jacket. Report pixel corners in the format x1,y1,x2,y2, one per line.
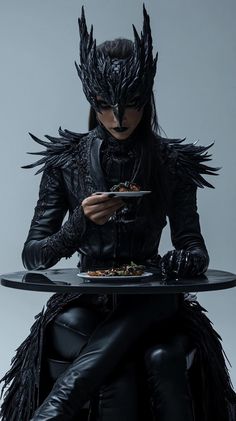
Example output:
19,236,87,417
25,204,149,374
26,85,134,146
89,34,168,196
22,126,213,271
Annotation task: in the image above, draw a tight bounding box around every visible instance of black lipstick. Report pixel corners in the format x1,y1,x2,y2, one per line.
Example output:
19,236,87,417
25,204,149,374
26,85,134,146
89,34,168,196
113,127,128,132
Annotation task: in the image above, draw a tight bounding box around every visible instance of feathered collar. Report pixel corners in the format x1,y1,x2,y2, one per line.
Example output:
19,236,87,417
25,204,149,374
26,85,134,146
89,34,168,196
22,126,219,188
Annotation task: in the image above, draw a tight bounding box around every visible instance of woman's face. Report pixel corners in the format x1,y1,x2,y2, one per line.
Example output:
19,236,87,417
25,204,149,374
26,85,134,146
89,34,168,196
96,97,144,140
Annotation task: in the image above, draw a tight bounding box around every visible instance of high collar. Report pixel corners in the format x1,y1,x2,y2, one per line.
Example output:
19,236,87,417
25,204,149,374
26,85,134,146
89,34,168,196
96,123,141,152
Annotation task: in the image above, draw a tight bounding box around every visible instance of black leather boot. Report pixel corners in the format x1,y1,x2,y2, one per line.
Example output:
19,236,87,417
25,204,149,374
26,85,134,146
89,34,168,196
144,334,194,421
89,360,140,421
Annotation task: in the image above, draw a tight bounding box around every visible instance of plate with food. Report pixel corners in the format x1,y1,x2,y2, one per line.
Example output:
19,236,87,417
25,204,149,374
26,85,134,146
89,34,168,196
93,182,151,198
77,262,153,282
77,272,153,282
94,191,151,198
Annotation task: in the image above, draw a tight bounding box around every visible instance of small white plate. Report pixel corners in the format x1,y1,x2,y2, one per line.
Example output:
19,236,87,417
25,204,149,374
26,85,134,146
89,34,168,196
77,271,153,281
93,191,151,198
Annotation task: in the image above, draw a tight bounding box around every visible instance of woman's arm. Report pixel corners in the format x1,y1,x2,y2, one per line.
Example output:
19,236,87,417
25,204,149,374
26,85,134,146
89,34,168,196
161,180,209,277
22,168,86,270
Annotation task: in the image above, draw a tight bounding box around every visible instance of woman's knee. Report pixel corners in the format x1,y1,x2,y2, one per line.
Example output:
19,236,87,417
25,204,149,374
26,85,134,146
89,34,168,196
144,341,187,376
46,306,102,361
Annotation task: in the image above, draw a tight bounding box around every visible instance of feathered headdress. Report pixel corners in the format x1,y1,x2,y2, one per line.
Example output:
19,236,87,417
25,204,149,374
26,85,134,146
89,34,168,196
75,4,158,125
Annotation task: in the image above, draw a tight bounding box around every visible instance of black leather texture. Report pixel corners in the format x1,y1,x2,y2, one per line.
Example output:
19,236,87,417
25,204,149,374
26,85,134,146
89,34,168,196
22,126,209,275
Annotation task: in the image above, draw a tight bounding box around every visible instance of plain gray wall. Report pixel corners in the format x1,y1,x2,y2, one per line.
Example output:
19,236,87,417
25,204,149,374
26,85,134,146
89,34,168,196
0,0,235,395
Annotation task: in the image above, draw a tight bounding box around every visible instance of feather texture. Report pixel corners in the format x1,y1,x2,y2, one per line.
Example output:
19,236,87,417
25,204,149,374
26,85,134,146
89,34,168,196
159,137,220,188
22,128,219,192
0,293,83,421
75,5,157,116
22,128,86,175
179,296,236,421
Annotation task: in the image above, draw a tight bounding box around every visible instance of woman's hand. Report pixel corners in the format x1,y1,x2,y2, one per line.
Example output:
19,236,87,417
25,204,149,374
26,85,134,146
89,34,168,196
82,194,124,225
160,249,209,279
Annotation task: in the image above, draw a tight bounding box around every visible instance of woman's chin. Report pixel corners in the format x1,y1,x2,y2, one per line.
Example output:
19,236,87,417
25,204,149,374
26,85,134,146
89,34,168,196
109,129,133,140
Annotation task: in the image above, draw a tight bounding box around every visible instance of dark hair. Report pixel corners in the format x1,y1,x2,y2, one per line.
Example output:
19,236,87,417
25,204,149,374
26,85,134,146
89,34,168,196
88,38,160,136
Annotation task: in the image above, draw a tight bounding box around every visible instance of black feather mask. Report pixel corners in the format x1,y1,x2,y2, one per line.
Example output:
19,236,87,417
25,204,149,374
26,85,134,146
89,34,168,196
75,4,158,125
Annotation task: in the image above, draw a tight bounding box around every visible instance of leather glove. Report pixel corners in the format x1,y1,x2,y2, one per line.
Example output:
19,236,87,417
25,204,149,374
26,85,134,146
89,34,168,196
160,249,209,279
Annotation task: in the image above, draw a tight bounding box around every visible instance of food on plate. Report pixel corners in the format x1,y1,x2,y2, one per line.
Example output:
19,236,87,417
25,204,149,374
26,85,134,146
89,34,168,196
110,182,141,192
87,262,145,277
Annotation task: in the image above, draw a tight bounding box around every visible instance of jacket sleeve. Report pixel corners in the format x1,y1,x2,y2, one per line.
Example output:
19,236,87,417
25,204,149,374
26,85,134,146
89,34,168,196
22,168,86,270
168,178,209,262
157,137,219,276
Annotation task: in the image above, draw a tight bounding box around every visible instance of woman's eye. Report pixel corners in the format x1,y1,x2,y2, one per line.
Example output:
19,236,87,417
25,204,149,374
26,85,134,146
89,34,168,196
126,98,139,108
97,100,111,109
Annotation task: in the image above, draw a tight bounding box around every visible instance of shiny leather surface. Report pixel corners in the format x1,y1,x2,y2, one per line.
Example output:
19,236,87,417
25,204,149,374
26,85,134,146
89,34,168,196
24,127,210,420
31,295,180,420
46,306,103,363
22,129,209,273
46,305,196,421
144,336,194,421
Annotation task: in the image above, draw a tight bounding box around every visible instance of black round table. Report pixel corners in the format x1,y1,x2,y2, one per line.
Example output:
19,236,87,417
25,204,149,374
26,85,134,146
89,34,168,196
1,268,236,294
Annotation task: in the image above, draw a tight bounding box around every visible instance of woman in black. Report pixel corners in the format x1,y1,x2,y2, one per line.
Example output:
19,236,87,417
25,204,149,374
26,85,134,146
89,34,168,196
1,6,235,421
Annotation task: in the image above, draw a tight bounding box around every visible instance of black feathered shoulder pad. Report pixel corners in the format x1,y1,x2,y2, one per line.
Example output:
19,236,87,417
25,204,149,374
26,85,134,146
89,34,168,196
158,137,220,188
22,127,87,174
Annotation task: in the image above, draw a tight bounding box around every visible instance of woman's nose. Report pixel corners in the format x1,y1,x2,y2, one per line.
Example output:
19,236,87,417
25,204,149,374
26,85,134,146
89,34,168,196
111,113,121,127
112,109,127,126
111,105,127,127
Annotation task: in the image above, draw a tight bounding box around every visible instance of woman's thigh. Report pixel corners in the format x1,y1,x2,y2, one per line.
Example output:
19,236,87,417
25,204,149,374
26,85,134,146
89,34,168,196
46,304,103,361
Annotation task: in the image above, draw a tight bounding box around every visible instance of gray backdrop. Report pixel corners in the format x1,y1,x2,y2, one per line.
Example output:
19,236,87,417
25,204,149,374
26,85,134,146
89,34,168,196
0,0,235,394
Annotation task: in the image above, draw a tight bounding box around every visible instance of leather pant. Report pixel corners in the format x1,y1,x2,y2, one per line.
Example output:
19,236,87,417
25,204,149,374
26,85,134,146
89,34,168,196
31,295,194,421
